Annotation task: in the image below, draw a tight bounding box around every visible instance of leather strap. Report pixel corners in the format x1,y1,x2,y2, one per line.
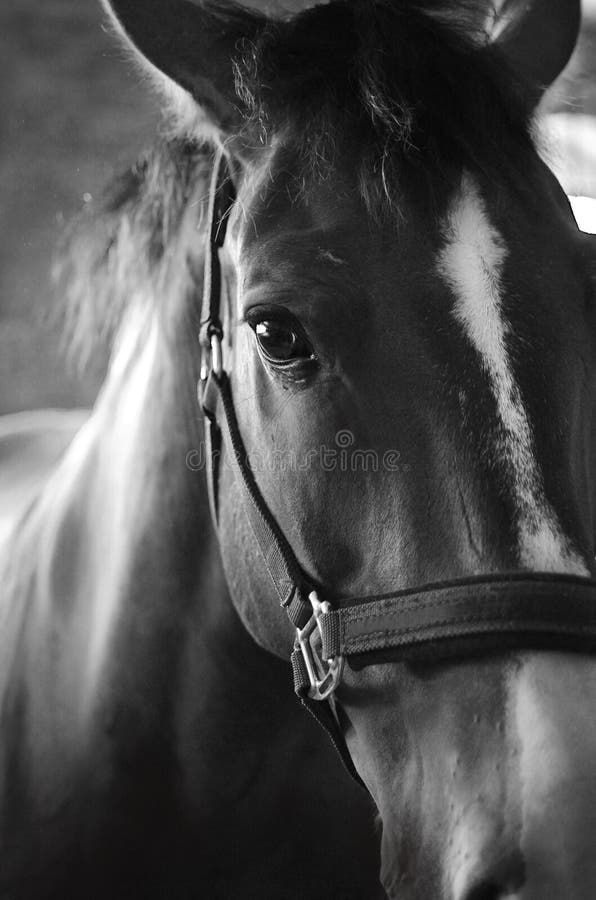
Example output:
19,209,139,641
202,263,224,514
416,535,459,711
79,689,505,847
319,572,596,661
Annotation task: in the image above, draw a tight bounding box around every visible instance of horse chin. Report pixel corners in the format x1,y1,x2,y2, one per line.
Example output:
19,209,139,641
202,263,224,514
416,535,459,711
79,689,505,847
340,651,596,900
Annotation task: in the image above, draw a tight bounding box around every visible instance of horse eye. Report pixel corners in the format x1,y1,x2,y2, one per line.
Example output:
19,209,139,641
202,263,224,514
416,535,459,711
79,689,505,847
254,320,313,364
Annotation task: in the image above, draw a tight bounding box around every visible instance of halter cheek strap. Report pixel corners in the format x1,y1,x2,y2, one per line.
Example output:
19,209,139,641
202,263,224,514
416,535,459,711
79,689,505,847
198,152,364,785
198,149,596,791
202,372,363,783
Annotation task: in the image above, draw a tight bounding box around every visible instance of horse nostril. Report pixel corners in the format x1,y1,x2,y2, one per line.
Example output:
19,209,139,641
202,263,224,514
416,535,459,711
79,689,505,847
461,869,524,900
450,815,525,900
456,851,525,900
464,883,507,900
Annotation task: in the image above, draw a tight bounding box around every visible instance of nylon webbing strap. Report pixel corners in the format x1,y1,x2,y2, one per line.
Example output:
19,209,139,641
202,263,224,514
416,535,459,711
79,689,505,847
298,689,365,788
318,573,596,661
205,371,313,628
198,150,311,625
197,149,313,629
197,153,364,784
203,371,365,786
199,150,236,351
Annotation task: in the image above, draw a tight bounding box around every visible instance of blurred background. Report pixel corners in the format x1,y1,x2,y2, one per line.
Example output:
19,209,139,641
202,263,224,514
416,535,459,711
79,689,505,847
1,0,595,416
0,0,158,414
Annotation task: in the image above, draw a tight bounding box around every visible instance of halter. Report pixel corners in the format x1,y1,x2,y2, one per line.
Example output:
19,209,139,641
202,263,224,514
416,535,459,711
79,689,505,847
198,149,596,787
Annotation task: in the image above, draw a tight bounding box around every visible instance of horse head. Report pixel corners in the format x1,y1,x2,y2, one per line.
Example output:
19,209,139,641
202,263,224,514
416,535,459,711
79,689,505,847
105,0,596,896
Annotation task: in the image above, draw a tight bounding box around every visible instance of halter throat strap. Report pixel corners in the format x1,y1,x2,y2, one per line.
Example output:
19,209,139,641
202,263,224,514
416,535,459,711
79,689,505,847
198,149,596,789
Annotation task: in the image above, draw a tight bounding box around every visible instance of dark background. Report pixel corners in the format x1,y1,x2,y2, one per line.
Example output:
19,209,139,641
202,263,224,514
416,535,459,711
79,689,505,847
1,0,595,416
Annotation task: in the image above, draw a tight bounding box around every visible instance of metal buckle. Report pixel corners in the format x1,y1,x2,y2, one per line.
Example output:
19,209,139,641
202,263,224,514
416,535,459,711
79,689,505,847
200,333,224,383
296,591,344,701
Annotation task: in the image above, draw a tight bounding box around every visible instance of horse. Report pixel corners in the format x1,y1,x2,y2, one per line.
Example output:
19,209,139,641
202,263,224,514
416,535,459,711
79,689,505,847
2,0,596,896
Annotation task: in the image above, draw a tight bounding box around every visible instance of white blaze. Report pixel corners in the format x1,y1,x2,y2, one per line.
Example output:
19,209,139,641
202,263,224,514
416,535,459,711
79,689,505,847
437,175,586,575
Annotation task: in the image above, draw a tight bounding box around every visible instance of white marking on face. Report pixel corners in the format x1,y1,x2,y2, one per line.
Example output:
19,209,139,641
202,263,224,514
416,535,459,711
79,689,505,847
437,174,586,574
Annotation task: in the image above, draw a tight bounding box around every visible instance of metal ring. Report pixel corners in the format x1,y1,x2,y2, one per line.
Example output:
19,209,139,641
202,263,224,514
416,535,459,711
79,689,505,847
296,591,345,701
211,334,223,378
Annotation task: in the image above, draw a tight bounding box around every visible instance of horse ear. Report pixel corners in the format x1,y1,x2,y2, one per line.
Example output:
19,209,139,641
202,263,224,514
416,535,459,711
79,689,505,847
102,0,266,132
490,0,581,106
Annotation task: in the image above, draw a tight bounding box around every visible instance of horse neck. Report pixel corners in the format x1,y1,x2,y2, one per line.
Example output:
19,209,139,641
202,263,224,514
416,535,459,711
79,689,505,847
2,307,345,827
1,308,204,725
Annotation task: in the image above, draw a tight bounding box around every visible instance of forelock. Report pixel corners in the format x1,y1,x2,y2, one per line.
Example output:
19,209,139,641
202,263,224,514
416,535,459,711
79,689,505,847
230,0,535,217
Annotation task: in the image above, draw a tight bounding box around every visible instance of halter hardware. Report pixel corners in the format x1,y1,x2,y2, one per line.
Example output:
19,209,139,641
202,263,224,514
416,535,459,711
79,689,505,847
295,592,345,701
198,148,596,790
200,332,223,383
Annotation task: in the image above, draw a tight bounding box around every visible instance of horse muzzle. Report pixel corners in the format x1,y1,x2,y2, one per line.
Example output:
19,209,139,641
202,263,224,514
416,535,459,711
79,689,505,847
344,650,596,900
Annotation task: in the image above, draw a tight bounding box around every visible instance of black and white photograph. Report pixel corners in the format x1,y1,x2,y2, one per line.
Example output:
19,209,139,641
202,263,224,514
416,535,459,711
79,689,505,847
1,0,596,896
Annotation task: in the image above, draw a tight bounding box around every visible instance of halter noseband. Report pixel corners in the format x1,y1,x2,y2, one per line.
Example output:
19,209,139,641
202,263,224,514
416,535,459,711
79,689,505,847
198,150,596,787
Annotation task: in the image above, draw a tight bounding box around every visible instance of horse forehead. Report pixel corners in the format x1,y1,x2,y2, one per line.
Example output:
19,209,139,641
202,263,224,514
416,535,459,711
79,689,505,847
232,161,581,330
236,177,364,262
233,173,436,300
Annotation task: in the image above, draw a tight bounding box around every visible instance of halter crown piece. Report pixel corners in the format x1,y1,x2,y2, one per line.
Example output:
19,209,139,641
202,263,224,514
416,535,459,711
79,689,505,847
198,149,596,788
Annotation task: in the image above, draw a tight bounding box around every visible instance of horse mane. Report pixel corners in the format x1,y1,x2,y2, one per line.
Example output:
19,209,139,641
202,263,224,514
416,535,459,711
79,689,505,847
56,0,537,362
55,138,213,367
